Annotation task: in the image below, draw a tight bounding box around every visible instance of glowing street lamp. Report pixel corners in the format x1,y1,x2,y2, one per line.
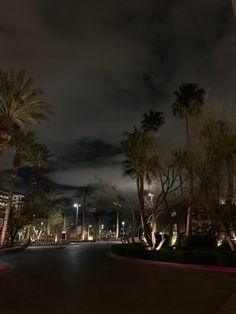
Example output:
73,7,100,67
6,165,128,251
148,193,155,202
122,221,125,235
101,224,104,240
73,203,81,234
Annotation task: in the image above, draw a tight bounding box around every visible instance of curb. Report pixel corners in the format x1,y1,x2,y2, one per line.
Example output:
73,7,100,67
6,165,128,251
0,263,10,273
0,244,28,253
27,245,66,249
110,253,236,273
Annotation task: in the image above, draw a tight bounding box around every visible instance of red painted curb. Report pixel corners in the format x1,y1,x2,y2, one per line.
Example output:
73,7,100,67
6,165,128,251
0,263,10,272
110,253,236,273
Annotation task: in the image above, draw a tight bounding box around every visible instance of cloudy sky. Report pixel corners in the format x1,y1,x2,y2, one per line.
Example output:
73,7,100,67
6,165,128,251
1,0,236,192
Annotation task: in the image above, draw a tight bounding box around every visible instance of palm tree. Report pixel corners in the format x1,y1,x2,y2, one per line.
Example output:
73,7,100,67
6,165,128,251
74,186,94,240
25,144,54,196
141,110,165,133
170,149,188,236
23,144,53,242
173,83,206,236
0,129,37,247
56,197,72,235
0,69,53,158
121,126,159,246
92,197,107,241
113,194,125,240
39,186,63,238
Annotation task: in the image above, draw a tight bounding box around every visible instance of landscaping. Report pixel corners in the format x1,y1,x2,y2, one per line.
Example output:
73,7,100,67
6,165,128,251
111,243,236,267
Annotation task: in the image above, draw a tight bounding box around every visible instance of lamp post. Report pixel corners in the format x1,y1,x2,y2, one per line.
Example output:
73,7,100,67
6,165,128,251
101,224,104,240
73,203,81,237
101,225,104,240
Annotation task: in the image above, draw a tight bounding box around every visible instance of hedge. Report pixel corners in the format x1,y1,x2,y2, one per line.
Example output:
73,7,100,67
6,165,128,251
111,244,236,267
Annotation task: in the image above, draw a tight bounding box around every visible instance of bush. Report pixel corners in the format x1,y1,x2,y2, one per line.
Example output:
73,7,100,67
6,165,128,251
111,244,236,267
177,235,216,250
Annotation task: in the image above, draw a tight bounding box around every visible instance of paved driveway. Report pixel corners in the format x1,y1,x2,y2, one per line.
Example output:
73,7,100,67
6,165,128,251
0,243,235,314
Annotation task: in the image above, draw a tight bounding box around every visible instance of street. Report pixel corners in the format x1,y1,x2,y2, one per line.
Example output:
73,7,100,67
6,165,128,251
0,243,236,314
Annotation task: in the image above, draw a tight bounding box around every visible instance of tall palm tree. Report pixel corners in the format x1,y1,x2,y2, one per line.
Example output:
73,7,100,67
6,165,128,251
0,69,53,158
0,129,37,247
24,144,53,242
39,186,63,238
74,186,93,240
113,194,125,240
173,83,206,236
121,126,159,247
56,197,72,233
170,149,188,236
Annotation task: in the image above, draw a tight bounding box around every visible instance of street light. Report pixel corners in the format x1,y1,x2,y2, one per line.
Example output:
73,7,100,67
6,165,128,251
101,224,104,240
122,221,125,234
73,203,81,236
148,193,154,202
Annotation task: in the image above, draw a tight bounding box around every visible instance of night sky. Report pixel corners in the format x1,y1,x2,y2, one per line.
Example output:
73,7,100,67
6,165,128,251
1,0,236,193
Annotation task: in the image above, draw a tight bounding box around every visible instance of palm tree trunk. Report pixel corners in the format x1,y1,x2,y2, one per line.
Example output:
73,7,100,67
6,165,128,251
0,185,14,247
27,166,38,244
0,203,11,247
179,172,184,202
227,157,234,204
185,112,193,236
137,174,152,246
81,195,86,240
216,167,220,208
136,176,145,235
0,154,20,247
151,213,157,250
98,213,102,240
115,207,119,240
131,209,136,243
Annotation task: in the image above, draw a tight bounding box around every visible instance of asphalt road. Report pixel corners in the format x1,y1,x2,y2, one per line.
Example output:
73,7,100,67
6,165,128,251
0,243,236,314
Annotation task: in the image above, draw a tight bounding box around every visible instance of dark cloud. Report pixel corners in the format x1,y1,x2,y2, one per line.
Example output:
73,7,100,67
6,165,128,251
0,0,235,189
60,139,121,164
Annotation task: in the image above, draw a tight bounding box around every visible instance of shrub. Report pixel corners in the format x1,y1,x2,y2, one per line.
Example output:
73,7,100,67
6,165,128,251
111,244,236,267
182,235,216,249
